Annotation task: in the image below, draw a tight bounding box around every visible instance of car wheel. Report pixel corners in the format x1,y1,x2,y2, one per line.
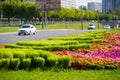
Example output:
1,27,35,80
18,33,21,35
33,32,35,35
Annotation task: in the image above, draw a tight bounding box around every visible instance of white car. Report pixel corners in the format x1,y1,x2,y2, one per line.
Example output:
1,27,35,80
18,24,36,35
104,25,111,29
88,24,96,30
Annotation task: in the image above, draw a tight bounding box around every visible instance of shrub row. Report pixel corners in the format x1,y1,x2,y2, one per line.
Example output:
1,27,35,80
48,37,94,41
0,49,71,70
16,40,79,46
5,44,91,51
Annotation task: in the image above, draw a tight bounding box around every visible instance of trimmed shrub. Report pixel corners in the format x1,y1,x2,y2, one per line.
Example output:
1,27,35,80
34,57,45,67
5,44,24,48
22,58,31,69
26,50,39,58
57,56,71,68
0,59,2,68
2,51,13,58
46,56,58,67
0,52,3,59
13,51,26,60
68,44,90,51
0,49,13,59
93,39,103,43
38,51,52,60
2,58,10,69
9,58,20,70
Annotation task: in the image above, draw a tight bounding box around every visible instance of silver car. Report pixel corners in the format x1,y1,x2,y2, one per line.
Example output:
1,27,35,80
18,24,36,35
104,25,111,29
88,24,96,30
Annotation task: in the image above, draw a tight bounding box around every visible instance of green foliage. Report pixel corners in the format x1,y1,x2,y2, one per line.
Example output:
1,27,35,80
22,58,31,69
2,58,10,68
0,59,2,68
5,44,24,48
26,50,39,58
0,49,13,58
0,2,99,21
34,57,45,67
57,56,71,68
9,58,20,70
46,56,58,67
0,68,120,80
38,50,52,60
13,50,26,60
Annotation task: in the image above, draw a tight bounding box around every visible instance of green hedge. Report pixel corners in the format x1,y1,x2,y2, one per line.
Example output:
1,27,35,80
5,43,91,51
1,58,10,69
57,56,71,68
0,49,72,70
0,49,13,59
0,59,2,68
34,57,45,67
26,50,39,58
46,56,58,67
22,58,31,69
13,51,26,60
9,58,20,70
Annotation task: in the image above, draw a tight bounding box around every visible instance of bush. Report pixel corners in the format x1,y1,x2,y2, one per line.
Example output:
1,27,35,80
26,50,39,58
34,57,45,67
68,44,90,51
2,58,10,69
0,49,13,59
5,44,24,49
93,39,103,43
46,56,58,67
22,58,31,69
9,58,20,70
38,51,52,60
13,51,26,60
57,56,71,68
0,59,2,68
2,51,13,58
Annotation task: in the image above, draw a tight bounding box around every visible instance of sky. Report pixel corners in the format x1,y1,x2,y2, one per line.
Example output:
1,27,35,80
77,0,102,6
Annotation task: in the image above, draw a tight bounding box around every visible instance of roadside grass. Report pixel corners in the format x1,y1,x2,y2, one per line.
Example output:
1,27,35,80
0,26,19,33
0,22,103,33
0,68,120,80
109,28,120,33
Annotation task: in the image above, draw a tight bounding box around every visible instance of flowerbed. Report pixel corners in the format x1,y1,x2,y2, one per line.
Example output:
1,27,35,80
52,33,120,70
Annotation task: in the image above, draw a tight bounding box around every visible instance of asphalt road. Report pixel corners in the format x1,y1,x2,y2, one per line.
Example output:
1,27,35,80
0,30,89,45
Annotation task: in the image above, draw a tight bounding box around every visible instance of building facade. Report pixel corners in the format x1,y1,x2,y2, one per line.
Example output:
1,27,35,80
61,0,76,8
27,0,78,9
102,0,120,13
88,2,102,12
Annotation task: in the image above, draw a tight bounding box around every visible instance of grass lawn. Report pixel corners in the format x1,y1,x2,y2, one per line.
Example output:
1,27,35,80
0,68,120,80
0,22,103,33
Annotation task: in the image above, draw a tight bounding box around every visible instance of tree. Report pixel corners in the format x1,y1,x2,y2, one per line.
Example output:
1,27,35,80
111,8,120,19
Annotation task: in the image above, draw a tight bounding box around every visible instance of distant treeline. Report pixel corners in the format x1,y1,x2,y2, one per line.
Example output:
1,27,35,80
0,0,119,21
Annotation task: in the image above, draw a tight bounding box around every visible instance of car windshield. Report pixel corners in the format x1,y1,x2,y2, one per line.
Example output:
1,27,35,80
89,24,94,26
21,26,30,28
105,25,110,27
